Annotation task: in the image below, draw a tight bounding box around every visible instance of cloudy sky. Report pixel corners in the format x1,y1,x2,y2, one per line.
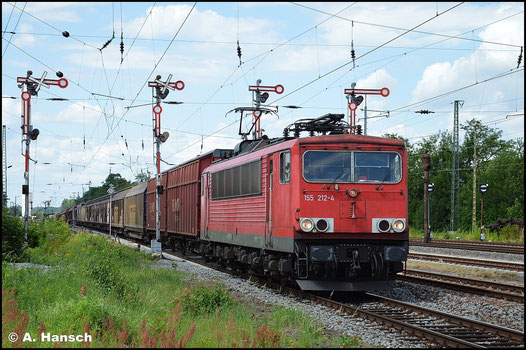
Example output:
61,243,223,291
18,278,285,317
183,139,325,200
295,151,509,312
2,2,524,209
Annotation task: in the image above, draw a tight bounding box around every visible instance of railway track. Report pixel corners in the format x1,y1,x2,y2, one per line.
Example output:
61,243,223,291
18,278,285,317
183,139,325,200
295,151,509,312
410,238,524,255
399,269,524,303
72,226,524,348
408,252,524,272
168,250,525,347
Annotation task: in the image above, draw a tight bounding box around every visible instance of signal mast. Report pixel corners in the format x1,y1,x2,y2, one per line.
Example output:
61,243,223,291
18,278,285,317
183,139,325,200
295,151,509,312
226,79,284,140
344,83,390,135
16,70,68,240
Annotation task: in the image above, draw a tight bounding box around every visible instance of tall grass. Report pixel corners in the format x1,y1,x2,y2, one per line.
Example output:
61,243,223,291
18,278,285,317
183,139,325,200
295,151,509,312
2,229,363,348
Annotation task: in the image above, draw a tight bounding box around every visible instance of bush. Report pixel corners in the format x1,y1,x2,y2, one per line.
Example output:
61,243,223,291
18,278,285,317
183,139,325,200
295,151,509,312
180,283,235,314
497,225,524,242
2,208,25,261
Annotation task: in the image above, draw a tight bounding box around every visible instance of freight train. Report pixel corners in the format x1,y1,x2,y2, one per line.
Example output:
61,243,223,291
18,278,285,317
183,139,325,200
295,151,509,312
59,97,408,292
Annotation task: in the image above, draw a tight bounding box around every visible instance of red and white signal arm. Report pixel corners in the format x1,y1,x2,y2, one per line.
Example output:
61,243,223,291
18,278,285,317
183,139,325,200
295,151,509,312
57,78,68,88
344,87,390,97
249,84,284,94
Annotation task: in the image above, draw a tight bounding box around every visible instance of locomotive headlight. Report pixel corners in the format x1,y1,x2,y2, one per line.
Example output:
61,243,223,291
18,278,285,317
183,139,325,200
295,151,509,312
300,218,314,232
315,219,329,232
392,219,405,232
377,219,391,233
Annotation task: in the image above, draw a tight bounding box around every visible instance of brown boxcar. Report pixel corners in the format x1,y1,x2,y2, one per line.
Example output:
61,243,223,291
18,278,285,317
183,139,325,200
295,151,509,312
146,149,233,244
110,187,131,230
124,182,147,237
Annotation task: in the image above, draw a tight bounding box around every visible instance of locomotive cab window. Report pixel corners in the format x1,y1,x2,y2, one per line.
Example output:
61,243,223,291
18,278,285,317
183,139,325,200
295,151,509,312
302,150,401,184
280,150,291,184
354,152,401,183
303,151,351,183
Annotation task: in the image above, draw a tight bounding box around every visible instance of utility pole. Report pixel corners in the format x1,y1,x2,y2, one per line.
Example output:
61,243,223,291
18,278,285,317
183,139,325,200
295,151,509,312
479,184,489,240
422,152,431,243
344,84,389,135
17,70,68,240
471,121,480,232
2,125,7,208
450,100,463,232
147,74,184,255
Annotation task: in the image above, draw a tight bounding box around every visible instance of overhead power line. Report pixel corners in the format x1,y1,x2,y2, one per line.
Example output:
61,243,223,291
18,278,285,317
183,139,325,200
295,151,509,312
289,2,523,49
269,2,465,106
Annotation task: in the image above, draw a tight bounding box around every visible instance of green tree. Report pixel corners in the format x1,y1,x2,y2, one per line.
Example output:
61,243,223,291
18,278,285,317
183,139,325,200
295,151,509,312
76,173,133,204
134,171,151,184
61,198,77,210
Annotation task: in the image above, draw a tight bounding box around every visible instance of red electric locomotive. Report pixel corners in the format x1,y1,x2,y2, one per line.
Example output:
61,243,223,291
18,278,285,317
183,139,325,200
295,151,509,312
198,112,408,291
60,81,408,292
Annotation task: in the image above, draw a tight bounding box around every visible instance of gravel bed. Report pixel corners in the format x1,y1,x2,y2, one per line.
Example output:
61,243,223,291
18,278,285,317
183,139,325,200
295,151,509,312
153,256,427,348
410,245,524,263
372,280,524,332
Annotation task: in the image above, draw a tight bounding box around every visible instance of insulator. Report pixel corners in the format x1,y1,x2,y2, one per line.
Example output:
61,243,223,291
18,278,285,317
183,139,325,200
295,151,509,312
356,125,362,135
309,130,315,137
237,40,242,57
294,130,300,138
351,48,355,59
142,140,144,150
283,130,289,138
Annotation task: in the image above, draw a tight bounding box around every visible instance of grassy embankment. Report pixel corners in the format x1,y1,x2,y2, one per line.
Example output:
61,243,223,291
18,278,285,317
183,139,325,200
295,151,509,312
2,218,362,348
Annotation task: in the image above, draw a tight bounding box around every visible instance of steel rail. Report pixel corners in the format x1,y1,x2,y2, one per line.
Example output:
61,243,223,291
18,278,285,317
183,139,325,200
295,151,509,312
410,239,524,254
399,269,524,303
408,252,524,272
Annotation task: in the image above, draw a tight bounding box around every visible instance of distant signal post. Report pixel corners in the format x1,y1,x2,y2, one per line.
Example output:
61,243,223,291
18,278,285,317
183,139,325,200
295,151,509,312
17,70,68,240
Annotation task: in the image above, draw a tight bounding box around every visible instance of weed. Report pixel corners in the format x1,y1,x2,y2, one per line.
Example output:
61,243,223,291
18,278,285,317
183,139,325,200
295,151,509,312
253,324,282,348
180,282,235,314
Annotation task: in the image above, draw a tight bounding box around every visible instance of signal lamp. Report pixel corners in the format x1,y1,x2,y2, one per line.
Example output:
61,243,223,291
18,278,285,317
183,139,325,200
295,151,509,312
392,219,405,232
300,218,314,232
29,128,40,140
160,131,169,143
258,92,269,104
350,95,364,106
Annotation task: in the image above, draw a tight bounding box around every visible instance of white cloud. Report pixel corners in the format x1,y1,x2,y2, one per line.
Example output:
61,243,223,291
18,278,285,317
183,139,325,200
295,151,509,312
54,102,103,124
12,24,37,48
22,2,93,23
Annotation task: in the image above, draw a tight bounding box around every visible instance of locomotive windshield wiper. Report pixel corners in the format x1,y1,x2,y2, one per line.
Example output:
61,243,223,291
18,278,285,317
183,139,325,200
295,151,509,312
327,167,348,189
375,167,395,191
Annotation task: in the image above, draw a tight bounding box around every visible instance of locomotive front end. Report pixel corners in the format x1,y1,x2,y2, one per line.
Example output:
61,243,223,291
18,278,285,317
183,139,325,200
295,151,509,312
293,135,409,291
